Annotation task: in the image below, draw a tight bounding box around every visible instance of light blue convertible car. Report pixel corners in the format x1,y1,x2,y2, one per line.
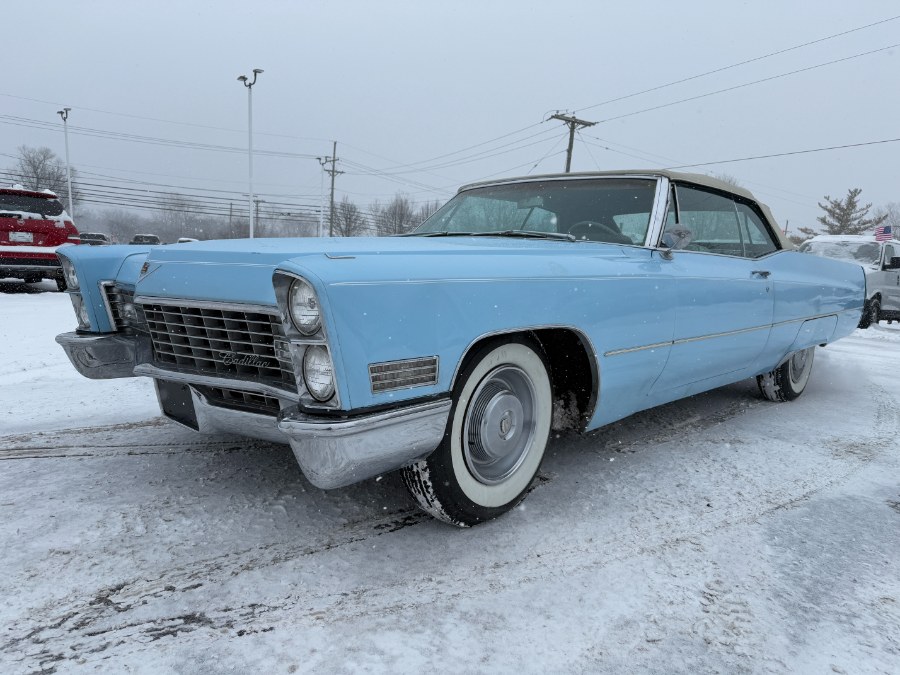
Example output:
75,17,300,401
56,171,865,526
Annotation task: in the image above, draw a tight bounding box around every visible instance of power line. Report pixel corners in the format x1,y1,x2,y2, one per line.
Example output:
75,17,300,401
597,43,900,125
574,13,900,114
664,137,900,169
0,92,332,144
0,114,320,160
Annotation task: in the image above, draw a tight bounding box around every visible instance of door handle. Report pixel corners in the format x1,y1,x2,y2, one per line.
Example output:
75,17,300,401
751,270,771,278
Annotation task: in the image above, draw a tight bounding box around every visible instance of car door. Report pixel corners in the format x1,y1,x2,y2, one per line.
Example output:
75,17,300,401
879,243,900,311
650,184,775,397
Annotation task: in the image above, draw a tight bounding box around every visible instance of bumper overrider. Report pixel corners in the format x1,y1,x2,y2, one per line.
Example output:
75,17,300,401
55,330,451,489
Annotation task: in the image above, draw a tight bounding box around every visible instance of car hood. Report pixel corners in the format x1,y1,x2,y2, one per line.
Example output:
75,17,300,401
134,235,636,306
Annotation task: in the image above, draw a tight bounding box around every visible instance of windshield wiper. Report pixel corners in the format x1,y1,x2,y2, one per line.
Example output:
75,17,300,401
401,231,477,237
470,229,576,242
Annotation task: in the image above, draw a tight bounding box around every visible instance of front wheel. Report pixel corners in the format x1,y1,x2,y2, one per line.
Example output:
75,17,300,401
56,277,67,292
402,338,553,527
756,346,815,402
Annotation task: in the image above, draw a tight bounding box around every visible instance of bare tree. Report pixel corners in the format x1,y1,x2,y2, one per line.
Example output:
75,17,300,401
333,196,369,237
712,172,742,188
414,199,443,226
874,202,900,237
9,145,80,207
373,194,418,235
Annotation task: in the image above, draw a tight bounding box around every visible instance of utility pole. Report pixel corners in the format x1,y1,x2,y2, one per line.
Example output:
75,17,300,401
56,108,74,219
320,141,344,237
549,112,596,173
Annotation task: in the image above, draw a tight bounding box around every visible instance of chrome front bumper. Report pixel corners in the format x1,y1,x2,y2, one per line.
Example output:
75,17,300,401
57,330,452,489
175,385,450,489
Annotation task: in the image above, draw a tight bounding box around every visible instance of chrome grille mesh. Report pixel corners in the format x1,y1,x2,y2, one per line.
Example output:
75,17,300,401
103,285,135,331
369,356,439,393
142,302,295,389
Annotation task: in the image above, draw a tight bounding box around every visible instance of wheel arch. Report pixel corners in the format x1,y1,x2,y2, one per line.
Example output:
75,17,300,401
450,326,599,432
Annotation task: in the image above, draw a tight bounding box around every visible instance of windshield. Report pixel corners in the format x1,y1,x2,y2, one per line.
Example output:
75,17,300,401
414,178,657,245
799,240,880,266
0,193,65,218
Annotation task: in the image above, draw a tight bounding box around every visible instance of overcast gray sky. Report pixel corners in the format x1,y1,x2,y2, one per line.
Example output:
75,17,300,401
4,0,898,233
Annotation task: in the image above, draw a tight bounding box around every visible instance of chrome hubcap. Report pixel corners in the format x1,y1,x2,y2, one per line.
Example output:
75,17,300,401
463,366,536,485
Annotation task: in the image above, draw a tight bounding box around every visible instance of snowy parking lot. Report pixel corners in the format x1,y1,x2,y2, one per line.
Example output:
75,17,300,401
1,281,899,673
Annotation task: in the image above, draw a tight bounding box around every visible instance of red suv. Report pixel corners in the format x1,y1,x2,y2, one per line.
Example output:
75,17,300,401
0,185,79,291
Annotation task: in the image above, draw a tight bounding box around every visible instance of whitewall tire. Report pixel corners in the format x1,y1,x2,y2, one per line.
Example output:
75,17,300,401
402,338,552,527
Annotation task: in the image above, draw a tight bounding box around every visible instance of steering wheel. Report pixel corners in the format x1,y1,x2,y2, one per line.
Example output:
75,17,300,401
567,220,633,245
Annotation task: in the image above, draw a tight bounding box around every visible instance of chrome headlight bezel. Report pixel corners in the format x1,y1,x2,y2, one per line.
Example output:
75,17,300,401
58,254,79,291
288,278,322,336
303,345,336,402
70,293,91,330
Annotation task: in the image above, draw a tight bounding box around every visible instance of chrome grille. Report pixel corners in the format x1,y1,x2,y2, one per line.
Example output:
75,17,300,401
142,302,296,389
196,385,281,417
369,356,439,393
102,284,135,331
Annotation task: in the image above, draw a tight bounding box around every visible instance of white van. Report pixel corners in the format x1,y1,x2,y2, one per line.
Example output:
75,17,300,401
799,234,899,327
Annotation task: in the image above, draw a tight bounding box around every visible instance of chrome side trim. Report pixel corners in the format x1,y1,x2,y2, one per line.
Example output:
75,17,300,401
603,312,844,357
278,399,452,489
134,363,300,401
133,295,279,315
604,340,672,357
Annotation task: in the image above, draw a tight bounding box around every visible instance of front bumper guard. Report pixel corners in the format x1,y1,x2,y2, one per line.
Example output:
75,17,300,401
277,400,451,489
55,331,138,379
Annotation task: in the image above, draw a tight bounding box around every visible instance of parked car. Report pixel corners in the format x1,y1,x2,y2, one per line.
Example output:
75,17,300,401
55,171,865,526
129,234,161,245
798,234,899,327
176,237,199,244
79,232,111,246
0,185,79,290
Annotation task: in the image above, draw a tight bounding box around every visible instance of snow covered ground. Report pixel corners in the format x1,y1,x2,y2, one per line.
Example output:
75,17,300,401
1,281,898,673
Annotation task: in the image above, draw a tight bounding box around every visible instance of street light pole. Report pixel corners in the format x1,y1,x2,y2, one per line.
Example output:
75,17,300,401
237,68,263,238
57,107,74,220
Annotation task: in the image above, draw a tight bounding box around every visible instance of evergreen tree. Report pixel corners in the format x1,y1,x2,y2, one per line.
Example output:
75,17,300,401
804,188,887,237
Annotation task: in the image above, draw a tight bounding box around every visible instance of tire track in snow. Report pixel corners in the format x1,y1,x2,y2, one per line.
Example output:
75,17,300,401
6,372,898,670
1,458,874,672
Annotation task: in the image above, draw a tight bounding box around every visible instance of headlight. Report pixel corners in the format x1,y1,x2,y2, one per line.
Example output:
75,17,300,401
70,293,91,330
59,255,79,290
289,278,321,335
303,345,335,401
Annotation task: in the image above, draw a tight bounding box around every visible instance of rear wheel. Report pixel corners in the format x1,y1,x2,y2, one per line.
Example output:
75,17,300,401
859,298,880,328
402,338,552,527
757,347,815,402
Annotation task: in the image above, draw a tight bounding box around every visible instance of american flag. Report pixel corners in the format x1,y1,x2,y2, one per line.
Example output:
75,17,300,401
875,225,892,241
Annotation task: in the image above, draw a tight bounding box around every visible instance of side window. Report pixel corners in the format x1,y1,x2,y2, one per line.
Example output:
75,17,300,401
671,184,744,256
665,185,780,258
734,201,779,257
